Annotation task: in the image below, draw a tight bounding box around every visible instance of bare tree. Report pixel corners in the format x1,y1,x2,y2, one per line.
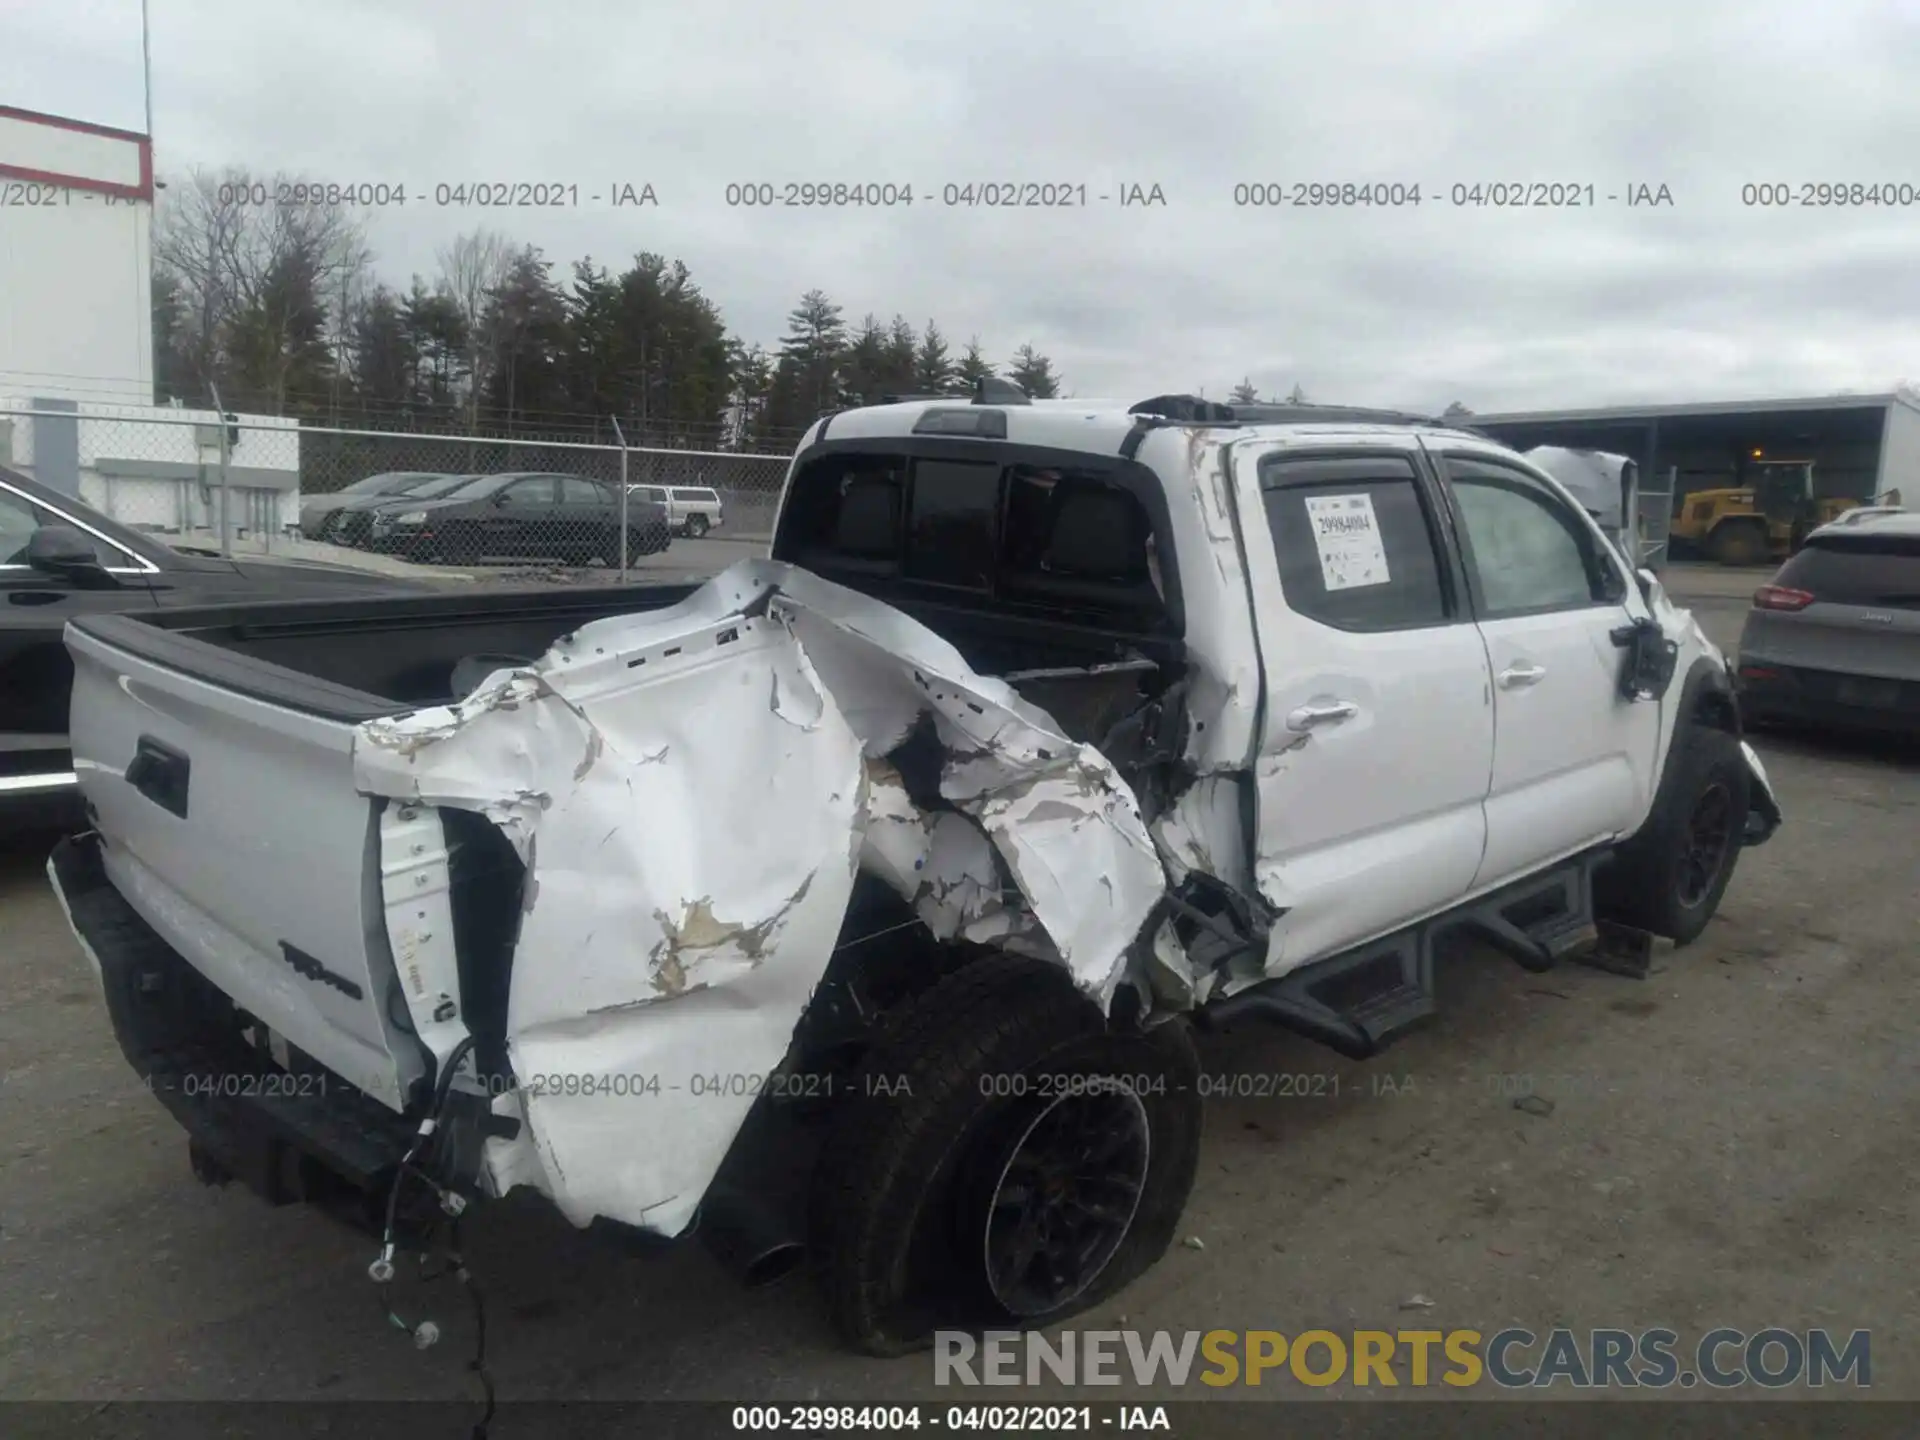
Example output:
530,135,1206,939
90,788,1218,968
436,229,516,431
154,166,369,411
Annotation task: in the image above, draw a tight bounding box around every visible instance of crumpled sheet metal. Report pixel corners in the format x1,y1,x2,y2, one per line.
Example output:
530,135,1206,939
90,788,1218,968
350,559,1168,1235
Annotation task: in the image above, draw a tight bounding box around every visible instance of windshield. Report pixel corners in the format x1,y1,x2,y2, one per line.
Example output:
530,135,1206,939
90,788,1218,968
343,472,429,496
410,473,485,499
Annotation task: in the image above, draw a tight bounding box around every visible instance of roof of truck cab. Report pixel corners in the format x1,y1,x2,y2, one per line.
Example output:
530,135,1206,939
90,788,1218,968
809,399,1491,458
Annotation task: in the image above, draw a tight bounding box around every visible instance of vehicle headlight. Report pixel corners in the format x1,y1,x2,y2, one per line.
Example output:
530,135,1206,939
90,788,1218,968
393,510,428,525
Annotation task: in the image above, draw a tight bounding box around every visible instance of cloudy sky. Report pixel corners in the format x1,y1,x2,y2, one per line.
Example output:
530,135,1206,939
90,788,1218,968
7,0,1919,412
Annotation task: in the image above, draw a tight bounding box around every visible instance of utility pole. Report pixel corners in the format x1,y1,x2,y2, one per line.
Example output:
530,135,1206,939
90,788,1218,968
141,0,155,139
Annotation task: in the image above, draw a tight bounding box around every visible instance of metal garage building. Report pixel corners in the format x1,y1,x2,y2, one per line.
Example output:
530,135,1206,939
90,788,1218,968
1469,392,1920,512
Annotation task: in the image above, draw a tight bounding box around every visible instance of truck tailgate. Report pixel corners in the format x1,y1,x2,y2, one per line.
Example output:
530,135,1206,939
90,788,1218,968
65,619,427,1111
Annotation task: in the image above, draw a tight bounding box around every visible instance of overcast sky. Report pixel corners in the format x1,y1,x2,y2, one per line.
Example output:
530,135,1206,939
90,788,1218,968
7,0,1920,412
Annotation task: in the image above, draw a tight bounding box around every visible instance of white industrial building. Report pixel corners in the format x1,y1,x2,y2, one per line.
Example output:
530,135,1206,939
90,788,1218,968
0,103,298,538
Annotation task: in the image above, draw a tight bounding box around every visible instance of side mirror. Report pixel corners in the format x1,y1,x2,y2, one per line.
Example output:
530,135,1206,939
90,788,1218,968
492,491,512,506
26,525,116,587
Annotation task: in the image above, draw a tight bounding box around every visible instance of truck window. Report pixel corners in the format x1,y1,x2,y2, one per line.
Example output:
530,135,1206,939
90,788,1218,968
775,450,1170,629
905,460,1000,590
1261,457,1450,632
1447,460,1620,616
1000,465,1162,615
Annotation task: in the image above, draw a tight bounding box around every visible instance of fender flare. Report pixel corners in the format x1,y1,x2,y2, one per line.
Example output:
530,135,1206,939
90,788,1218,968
1636,658,1778,847
1623,658,1742,850
1676,657,1741,740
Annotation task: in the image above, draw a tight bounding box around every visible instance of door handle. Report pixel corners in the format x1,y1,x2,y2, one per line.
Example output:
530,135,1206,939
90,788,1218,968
1498,662,1547,689
1285,699,1359,731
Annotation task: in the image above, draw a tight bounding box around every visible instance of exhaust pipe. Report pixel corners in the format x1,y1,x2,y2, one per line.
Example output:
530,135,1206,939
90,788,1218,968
698,1183,808,1288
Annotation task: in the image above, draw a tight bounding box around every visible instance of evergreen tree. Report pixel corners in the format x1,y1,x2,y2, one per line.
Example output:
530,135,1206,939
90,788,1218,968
765,289,847,431
840,314,889,406
955,337,995,391
478,246,570,426
912,321,953,393
1008,343,1061,399
882,315,918,395
350,284,414,409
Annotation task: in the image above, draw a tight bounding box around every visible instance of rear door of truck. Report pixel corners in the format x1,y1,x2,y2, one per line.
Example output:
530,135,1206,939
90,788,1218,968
64,613,429,1111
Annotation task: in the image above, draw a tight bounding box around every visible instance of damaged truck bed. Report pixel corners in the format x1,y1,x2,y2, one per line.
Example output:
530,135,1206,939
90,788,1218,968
49,390,1779,1354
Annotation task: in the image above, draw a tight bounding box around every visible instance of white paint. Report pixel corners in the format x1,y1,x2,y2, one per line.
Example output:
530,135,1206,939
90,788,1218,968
0,113,146,190
1225,434,1497,975
376,804,472,1089
1469,605,1657,889
1303,492,1391,590
0,109,151,408
351,558,1167,1235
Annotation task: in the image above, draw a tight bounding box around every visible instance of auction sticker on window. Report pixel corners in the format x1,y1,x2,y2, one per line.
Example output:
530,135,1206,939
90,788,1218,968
1304,492,1390,590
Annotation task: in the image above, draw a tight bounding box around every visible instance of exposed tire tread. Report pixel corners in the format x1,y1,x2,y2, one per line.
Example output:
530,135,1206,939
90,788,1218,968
1598,724,1750,945
813,953,1198,1356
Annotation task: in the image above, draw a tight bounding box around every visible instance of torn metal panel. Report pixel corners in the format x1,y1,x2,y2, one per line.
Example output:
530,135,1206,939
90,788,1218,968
376,804,470,1085
1151,774,1251,893
348,558,1170,1237
768,562,1166,1005
356,595,862,1237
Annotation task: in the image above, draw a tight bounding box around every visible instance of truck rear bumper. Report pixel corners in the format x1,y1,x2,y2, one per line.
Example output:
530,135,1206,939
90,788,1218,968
46,831,415,1223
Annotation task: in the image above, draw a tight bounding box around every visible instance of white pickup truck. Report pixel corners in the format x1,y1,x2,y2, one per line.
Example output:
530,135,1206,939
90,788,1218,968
48,386,1780,1356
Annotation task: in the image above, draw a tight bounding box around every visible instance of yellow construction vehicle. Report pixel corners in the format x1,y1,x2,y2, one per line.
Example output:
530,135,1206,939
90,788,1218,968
1669,456,1862,566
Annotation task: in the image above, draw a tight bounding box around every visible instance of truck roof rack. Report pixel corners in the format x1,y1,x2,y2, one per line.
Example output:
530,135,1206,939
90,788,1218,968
1128,394,1460,427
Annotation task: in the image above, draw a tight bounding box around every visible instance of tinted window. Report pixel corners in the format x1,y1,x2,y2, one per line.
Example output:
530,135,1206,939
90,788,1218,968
559,477,605,505
1260,459,1449,631
343,472,423,496
415,474,479,499
671,488,713,502
501,477,555,506
1776,534,1920,608
1449,462,1612,615
905,459,1000,589
0,488,125,567
1001,465,1161,607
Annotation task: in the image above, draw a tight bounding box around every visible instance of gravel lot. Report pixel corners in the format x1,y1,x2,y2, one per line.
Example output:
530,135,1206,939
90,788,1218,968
2,564,1915,1407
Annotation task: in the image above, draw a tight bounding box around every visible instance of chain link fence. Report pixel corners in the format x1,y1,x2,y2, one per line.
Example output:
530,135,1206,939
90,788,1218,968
1,402,791,585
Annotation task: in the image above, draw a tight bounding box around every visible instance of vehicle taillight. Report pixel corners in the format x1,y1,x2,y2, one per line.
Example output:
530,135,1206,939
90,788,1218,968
1753,585,1814,612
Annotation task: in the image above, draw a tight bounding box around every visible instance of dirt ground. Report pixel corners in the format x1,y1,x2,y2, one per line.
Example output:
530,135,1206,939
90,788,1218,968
1,564,1915,1407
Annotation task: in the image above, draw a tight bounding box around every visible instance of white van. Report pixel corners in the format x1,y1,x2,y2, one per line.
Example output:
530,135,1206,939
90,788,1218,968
627,484,724,537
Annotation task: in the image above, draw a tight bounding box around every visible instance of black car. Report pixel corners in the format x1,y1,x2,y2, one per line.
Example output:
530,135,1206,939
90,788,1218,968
367,471,672,565
1,466,430,828
323,472,484,549
300,472,461,546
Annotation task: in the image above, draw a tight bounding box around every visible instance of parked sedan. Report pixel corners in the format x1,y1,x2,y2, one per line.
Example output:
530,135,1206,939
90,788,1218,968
1,466,431,829
369,472,671,566
307,472,472,548
1737,508,1920,735
299,472,445,541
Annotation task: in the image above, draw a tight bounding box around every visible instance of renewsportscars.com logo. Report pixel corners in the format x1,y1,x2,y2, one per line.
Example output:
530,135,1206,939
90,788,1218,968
935,1327,1872,1390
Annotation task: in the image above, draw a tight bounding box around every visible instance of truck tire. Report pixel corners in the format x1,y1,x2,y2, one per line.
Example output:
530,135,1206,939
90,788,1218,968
812,953,1202,1356
685,514,709,538
1596,724,1751,946
1707,519,1768,567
